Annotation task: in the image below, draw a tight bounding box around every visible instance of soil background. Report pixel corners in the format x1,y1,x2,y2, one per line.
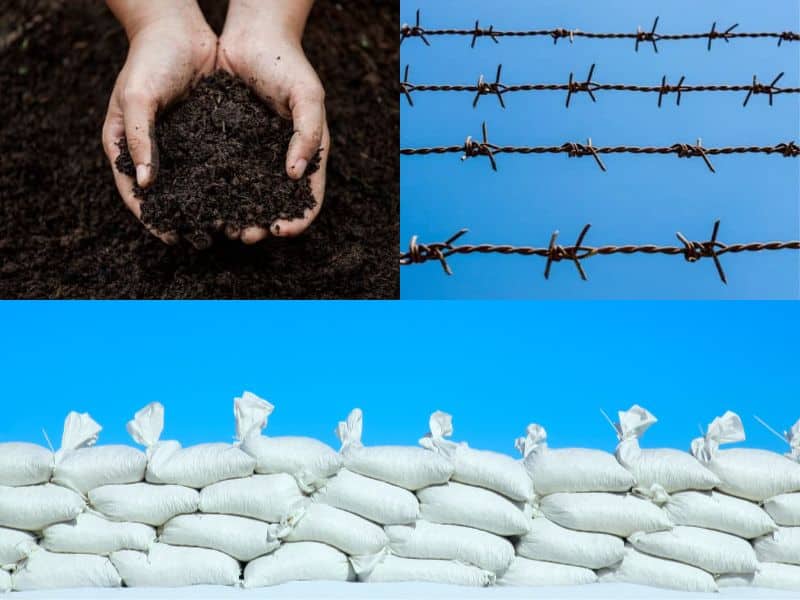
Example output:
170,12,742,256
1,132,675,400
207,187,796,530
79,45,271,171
0,0,399,299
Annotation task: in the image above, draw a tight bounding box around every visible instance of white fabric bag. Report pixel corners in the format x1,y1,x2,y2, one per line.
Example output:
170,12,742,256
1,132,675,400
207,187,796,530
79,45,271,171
0,569,9,593
285,502,388,556
691,412,800,501
598,546,717,592
53,412,146,495
629,525,757,574
753,528,800,565
419,411,533,502
385,520,514,574
199,473,303,523
12,548,121,591
0,442,52,487
359,555,494,586
516,516,624,569
243,542,354,588
614,405,720,492
0,528,37,567
336,409,453,490
89,482,199,526
499,557,597,586
42,511,155,555
235,392,342,492
417,481,531,536
764,493,800,526
517,424,634,495
160,513,281,562
539,492,671,537
314,468,419,525
110,543,240,587
0,484,85,531
718,562,800,591
127,402,256,489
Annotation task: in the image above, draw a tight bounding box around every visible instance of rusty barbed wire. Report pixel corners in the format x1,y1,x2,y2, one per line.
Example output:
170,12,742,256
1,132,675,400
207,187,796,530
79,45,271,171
400,122,800,172
400,64,799,108
399,221,800,284
400,10,800,50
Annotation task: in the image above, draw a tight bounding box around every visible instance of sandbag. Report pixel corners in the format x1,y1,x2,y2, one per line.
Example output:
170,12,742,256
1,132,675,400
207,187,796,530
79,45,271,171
385,520,514,574
420,411,533,501
629,525,757,574
243,542,354,587
0,442,52,487
0,569,9,593
12,549,121,591
199,473,303,523
235,392,342,492
0,528,37,567
539,492,671,537
336,409,453,490
517,424,634,494
89,482,199,526
417,482,530,536
499,557,597,586
753,528,800,565
764,493,800,526
52,412,146,495
598,546,717,592
127,402,255,489
718,562,800,591
42,511,155,555
359,555,494,586
110,543,240,587
314,468,419,525
659,489,777,538
285,503,388,556
614,405,720,492
160,513,280,562
691,412,800,501
516,516,624,569
0,484,85,531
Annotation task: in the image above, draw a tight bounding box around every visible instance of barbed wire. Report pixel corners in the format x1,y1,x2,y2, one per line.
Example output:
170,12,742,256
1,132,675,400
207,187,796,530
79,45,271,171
400,64,799,108
399,221,800,284
400,122,799,172
400,11,800,50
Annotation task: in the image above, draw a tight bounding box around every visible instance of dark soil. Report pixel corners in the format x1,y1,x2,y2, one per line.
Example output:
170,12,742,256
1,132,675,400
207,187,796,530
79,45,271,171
0,0,398,298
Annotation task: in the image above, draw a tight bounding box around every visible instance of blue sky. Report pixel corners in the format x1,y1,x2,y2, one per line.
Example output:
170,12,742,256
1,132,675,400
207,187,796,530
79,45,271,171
0,301,797,455
400,0,800,299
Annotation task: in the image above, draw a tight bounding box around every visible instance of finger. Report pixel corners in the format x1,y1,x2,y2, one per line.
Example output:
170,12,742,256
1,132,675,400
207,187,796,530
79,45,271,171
286,86,325,180
240,227,268,245
121,88,159,188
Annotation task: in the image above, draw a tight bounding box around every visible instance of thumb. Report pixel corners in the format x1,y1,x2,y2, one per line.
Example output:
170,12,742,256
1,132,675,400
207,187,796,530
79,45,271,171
286,85,325,180
122,90,159,188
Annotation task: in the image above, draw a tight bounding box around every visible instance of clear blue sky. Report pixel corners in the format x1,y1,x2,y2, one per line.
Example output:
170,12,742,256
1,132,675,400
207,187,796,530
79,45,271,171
0,301,797,455
401,0,800,299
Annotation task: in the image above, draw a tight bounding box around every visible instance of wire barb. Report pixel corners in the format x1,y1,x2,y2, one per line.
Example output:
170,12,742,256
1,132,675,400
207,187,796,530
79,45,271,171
636,16,660,53
400,9,429,46
707,21,739,51
461,121,499,171
470,20,499,48
473,64,506,108
743,72,785,106
401,64,414,106
566,64,597,107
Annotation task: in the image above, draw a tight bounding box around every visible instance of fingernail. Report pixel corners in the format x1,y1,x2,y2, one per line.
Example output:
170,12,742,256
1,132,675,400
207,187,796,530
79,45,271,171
136,164,150,187
293,159,308,178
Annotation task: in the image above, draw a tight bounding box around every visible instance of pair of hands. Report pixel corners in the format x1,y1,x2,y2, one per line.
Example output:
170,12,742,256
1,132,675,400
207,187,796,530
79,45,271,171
102,0,329,245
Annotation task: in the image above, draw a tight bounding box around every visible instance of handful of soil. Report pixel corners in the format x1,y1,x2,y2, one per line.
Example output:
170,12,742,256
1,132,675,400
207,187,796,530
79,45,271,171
115,72,320,248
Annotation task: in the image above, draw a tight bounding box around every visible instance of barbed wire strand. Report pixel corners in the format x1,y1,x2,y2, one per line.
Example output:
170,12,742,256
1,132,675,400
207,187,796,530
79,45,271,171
399,221,800,284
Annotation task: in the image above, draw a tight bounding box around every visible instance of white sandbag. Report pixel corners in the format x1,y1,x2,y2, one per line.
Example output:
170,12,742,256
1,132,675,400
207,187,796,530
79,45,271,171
0,443,52,487
359,555,494,586
236,392,342,492
243,542,354,587
314,469,418,525
199,473,303,523
629,525,757,574
516,516,624,569
385,520,514,574
0,569,9,593
753,528,800,565
419,411,533,501
598,546,717,592
89,482,199,526
719,562,800,591
613,405,720,492
41,511,155,555
160,514,280,562
517,424,634,494
764,493,800,526
336,409,453,490
285,502,388,556
110,543,240,587
539,492,671,537
52,412,146,495
0,528,37,567
12,548,121,591
499,557,597,586
127,402,255,489
691,412,800,501
659,489,777,538
0,484,85,531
